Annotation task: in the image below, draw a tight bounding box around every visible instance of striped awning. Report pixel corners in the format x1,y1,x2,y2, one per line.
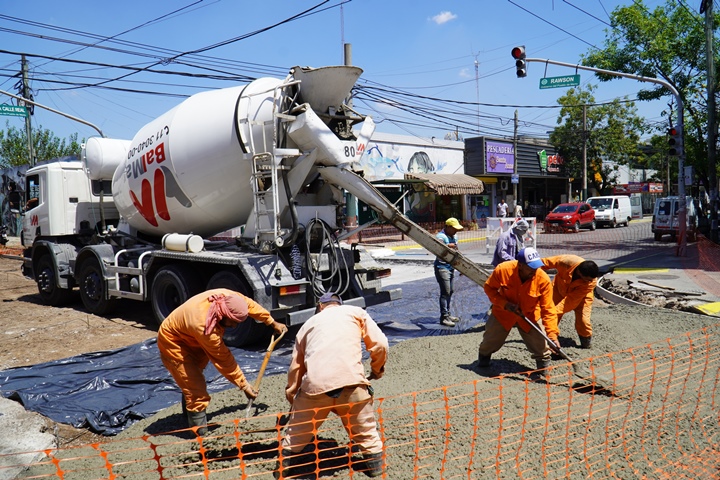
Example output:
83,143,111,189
404,173,485,195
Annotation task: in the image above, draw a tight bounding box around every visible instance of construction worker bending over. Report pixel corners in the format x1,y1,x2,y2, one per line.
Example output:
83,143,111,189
277,292,389,479
158,288,287,436
477,247,558,374
541,255,599,349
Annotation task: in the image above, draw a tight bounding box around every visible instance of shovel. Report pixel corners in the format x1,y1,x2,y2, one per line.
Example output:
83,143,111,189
244,329,286,418
516,312,615,392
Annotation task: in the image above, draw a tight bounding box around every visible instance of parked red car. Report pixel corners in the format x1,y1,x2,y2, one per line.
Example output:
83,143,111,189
543,202,596,233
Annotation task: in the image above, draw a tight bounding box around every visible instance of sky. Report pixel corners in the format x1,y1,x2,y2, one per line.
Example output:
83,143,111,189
0,0,676,151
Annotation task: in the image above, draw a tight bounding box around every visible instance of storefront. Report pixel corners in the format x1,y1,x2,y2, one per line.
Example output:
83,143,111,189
464,136,569,220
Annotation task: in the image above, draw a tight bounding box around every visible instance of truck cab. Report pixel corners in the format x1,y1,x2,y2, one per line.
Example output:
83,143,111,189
22,159,117,248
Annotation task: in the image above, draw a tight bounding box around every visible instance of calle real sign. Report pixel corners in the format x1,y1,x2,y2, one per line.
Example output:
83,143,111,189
0,104,28,117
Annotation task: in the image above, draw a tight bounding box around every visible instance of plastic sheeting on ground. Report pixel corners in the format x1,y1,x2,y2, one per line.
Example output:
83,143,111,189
0,275,488,435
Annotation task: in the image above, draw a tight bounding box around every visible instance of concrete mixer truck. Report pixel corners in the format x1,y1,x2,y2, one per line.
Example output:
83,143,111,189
19,65,491,346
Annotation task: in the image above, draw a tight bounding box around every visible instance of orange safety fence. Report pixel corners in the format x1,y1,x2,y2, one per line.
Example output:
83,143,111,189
3,323,719,479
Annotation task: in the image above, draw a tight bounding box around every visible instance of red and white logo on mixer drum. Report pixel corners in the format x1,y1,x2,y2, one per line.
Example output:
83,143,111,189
127,142,192,227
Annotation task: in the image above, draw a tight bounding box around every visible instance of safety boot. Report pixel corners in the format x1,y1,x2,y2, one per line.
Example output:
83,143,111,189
273,447,316,479
187,410,208,436
477,353,491,367
579,336,592,349
361,452,384,477
535,358,551,377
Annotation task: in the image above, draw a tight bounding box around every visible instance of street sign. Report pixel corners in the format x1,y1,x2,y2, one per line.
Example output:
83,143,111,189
0,104,28,117
539,74,580,89
511,174,519,184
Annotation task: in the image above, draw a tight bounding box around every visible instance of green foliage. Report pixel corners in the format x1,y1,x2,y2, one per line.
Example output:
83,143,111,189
581,0,719,186
0,121,82,168
549,85,646,194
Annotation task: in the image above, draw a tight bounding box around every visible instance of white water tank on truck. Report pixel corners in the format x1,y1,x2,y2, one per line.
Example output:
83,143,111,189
111,77,284,238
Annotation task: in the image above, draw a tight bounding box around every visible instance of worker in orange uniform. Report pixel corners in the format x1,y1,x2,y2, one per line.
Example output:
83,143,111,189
541,255,600,349
276,292,388,479
158,288,287,436
477,247,558,374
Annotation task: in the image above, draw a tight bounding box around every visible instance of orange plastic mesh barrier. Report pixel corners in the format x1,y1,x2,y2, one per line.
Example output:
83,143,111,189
2,323,719,479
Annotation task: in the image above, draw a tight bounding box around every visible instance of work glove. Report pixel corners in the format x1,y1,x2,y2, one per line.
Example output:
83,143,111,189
504,302,521,315
242,385,258,400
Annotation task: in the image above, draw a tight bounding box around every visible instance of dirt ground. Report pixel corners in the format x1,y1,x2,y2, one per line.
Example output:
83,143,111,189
0,255,159,447
3,253,720,478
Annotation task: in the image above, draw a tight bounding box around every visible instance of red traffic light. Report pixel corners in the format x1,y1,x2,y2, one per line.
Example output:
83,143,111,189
511,46,526,59
668,127,678,136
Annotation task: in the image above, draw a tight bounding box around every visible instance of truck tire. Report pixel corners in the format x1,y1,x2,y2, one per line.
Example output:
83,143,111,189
206,270,272,348
78,257,119,316
151,264,204,326
35,254,74,306
654,232,662,241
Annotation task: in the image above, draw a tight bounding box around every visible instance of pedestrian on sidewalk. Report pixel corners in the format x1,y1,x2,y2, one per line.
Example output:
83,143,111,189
491,219,529,266
541,255,599,349
434,217,463,327
278,292,388,478
514,200,524,218
157,289,287,436
477,247,558,374
496,198,508,218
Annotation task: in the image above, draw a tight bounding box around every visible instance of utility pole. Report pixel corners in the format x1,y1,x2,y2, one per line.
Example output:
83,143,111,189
582,105,588,201
343,43,358,232
704,0,718,242
513,110,518,206
20,55,35,166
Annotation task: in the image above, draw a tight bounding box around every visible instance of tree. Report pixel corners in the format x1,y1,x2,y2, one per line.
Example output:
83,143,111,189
549,85,646,195
0,122,82,168
581,0,718,191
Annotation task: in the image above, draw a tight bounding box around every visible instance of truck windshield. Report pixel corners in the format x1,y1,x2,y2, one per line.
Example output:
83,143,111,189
588,199,612,209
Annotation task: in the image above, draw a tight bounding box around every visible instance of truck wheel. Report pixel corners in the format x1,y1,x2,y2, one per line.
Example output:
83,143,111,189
654,232,662,241
78,258,118,316
206,271,272,348
151,265,203,326
35,254,74,306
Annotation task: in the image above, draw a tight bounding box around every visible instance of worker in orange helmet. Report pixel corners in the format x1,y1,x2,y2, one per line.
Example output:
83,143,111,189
541,255,600,349
158,288,288,436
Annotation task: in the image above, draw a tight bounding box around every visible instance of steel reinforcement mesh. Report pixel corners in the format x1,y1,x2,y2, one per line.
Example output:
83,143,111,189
3,323,719,480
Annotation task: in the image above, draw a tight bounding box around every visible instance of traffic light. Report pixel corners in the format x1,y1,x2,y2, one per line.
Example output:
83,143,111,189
511,46,527,78
668,126,682,156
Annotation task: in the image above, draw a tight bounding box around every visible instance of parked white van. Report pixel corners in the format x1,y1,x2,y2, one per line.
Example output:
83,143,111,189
651,196,698,242
586,195,632,228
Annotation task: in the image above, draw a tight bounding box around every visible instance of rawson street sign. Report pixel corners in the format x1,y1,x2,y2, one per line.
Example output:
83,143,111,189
0,104,28,117
539,75,580,89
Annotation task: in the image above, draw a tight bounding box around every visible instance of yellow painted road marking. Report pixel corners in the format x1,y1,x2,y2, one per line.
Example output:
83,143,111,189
613,268,670,274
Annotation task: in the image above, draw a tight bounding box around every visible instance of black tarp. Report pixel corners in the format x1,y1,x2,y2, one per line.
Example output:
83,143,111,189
0,275,489,435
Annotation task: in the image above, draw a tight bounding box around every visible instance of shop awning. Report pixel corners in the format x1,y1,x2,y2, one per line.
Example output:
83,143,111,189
404,173,485,195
